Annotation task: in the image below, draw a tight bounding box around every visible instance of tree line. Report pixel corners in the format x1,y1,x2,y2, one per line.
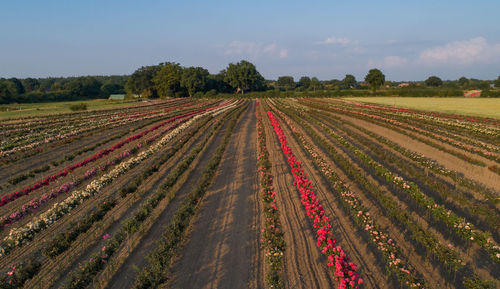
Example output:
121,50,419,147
2,60,500,104
0,75,127,104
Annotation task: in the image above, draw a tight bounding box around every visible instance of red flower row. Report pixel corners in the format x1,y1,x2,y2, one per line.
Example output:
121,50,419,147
267,111,362,289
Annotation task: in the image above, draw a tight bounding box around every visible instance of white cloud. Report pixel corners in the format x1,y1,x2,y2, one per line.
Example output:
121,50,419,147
279,49,288,58
419,37,500,65
317,37,352,46
222,41,287,59
383,56,408,67
367,56,408,69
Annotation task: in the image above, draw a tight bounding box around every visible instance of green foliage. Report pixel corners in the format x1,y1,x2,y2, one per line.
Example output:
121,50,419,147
298,76,311,89
494,76,500,88
425,76,443,87
365,68,385,93
0,259,41,289
224,60,265,94
276,76,295,90
180,66,209,97
310,77,322,91
23,78,40,92
126,65,161,97
69,103,88,111
153,62,184,98
0,78,17,104
342,74,357,89
458,77,469,88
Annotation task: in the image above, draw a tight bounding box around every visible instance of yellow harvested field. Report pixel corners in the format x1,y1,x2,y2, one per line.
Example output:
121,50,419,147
343,97,500,118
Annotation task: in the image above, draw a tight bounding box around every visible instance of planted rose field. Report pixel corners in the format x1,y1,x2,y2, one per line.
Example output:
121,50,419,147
0,98,498,289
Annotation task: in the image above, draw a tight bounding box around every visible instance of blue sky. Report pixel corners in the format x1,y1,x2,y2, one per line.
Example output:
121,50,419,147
1,0,499,81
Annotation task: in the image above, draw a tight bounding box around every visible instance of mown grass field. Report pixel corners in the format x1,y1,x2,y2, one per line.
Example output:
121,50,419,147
0,99,140,119
343,97,500,118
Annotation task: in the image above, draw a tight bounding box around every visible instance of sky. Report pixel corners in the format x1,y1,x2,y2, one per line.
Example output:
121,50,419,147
1,0,499,81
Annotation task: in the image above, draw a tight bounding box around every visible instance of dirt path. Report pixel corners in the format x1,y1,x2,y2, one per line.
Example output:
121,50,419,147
104,110,235,289
167,100,264,289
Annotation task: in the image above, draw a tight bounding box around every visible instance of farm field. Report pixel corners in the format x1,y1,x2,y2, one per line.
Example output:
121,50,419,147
0,99,142,120
0,97,499,289
343,97,500,118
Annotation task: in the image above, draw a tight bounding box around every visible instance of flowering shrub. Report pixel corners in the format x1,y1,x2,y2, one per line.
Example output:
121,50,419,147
0,104,222,208
0,102,236,256
256,104,285,288
267,111,362,289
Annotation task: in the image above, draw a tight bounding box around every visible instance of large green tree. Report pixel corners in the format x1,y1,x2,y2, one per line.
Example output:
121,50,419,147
494,76,500,88
9,78,25,94
224,60,265,94
364,68,385,93
342,74,356,89
0,78,17,104
425,76,443,87
23,78,40,92
276,76,295,90
310,77,322,91
180,66,209,97
458,77,469,88
125,65,161,97
153,63,184,98
298,76,311,89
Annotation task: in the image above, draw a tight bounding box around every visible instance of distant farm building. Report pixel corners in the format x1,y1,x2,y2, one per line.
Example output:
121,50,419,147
398,82,410,87
108,94,125,100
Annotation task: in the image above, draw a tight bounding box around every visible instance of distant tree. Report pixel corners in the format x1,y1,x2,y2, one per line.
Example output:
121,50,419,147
8,78,25,94
364,69,385,93
310,77,322,91
0,78,17,104
153,63,183,98
180,67,209,97
224,60,265,94
458,77,469,88
101,83,123,95
494,76,500,88
206,71,233,93
65,77,102,98
23,78,40,92
425,76,443,87
125,65,161,98
298,76,311,89
276,76,295,90
342,74,357,89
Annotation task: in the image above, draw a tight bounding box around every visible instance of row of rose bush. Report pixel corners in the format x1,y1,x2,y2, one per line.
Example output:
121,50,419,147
0,146,141,230
0,102,223,208
267,110,362,289
130,102,244,289
303,99,487,167
0,99,184,135
312,115,500,264
331,102,497,164
0,99,206,158
351,102,500,127
350,105,500,162
301,106,500,234
0,102,235,256
0,113,216,289
273,100,494,288
256,102,285,288
269,102,426,288
0,98,191,142
305,107,498,204
63,102,243,289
